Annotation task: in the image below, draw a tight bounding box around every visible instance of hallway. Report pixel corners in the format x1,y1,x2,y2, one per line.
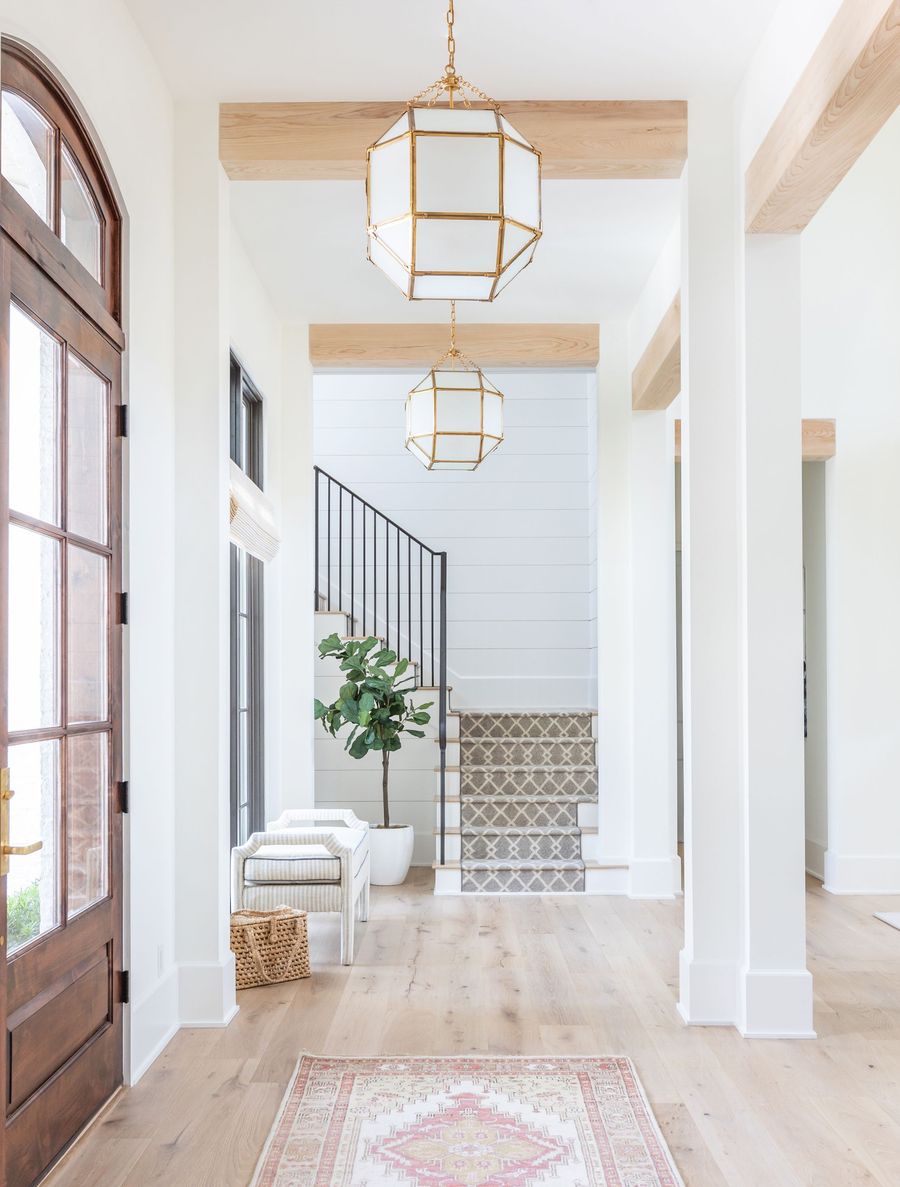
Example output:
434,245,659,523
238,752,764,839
47,875,900,1187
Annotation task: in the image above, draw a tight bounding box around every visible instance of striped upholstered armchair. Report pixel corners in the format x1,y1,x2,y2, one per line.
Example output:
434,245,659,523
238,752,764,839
230,809,370,965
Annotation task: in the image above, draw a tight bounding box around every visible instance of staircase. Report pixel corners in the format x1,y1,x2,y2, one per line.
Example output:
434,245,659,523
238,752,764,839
314,466,605,894
457,711,597,892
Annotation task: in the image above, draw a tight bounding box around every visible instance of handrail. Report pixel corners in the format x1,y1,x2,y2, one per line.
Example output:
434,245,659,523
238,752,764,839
314,465,449,865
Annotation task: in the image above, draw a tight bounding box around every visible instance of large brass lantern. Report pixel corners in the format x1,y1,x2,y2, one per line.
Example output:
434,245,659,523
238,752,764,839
406,304,504,470
366,0,542,302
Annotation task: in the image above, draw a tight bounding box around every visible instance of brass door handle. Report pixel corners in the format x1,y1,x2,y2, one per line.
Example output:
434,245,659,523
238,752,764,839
0,769,43,876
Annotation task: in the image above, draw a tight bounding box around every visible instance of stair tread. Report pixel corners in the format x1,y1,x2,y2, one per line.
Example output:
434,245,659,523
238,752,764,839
462,861,587,872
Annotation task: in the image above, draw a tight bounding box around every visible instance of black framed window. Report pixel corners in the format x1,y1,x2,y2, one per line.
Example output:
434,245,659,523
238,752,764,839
230,354,265,847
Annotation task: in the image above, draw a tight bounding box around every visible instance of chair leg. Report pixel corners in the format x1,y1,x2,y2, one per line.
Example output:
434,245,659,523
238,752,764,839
341,902,355,965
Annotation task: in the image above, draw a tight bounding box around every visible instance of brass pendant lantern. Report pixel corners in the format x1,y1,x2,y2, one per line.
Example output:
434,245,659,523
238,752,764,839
405,303,504,471
366,0,542,302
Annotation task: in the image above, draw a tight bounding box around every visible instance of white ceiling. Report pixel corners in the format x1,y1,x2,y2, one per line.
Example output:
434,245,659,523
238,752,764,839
124,0,782,101
229,178,681,325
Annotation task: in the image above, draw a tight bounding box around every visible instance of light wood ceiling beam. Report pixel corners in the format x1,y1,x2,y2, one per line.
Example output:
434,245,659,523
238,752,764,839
632,294,681,410
746,0,900,234
309,323,599,369
220,100,687,181
674,418,836,461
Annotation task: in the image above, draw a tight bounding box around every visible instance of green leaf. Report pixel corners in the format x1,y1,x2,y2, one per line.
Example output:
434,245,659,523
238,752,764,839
318,632,342,655
386,736,402,752
359,637,380,654
339,698,360,724
412,711,431,724
313,698,328,720
394,657,409,678
340,681,359,702
406,729,426,738
349,735,370,760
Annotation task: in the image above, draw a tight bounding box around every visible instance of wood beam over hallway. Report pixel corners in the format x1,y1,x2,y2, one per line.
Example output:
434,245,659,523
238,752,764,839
219,101,688,181
674,417,836,461
745,0,900,233
631,294,681,410
309,323,600,369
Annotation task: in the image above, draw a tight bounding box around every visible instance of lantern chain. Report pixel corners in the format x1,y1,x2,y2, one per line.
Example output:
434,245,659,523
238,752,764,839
406,0,498,109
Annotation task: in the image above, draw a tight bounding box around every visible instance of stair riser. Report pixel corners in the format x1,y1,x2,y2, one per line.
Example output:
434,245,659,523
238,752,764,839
462,834,582,862
460,769,598,797
461,739,596,767
462,802,579,829
459,713,593,740
461,867,586,893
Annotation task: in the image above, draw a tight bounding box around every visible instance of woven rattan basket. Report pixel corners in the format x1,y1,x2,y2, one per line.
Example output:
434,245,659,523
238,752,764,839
230,906,311,990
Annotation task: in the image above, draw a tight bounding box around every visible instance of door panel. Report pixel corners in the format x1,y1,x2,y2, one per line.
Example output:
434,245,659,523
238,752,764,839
1,237,123,1186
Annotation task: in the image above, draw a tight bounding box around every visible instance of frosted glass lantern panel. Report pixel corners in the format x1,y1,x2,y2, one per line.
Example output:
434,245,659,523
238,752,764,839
415,218,500,274
407,390,435,435
481,435,502,461
435,434,481,462
500,116,530,147
369,237,411,297
502,222,535,268
407,438,432,467
434,369,482,389
369,137,412,225
376,113,411,144
415,135,501,214
494,243,537,298
503,140,541,229
412,275,495,300
377,216,413,269
412,107,499,133
483,393,503,437
436,390,481,431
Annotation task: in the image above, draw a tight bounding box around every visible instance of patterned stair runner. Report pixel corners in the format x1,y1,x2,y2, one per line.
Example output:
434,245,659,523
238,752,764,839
459,711,596,893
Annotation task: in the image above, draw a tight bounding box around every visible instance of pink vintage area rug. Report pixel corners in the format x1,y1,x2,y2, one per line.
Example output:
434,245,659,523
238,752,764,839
251,1055,684,1187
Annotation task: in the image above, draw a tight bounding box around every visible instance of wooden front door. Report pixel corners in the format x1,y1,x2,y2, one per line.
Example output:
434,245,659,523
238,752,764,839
0,234,124,1184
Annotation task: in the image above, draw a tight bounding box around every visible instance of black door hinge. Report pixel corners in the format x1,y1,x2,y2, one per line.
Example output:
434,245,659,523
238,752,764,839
119,592,128,625
115,404,128,438
120,970,130,1005
116,780,129,814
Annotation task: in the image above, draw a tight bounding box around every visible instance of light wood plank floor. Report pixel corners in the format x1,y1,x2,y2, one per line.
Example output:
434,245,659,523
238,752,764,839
46,872,900,1186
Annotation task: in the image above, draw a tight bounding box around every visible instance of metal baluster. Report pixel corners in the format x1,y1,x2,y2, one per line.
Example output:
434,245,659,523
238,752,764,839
362,505,367,635
385,517,389,652
396,524,400,659
374,512,378,641
439,551,448,865
431,553,436,687
419,544,424,677
407,536,412,669
338,485,343,615
326,478,331,610
314,467,320,609
350,494,355,634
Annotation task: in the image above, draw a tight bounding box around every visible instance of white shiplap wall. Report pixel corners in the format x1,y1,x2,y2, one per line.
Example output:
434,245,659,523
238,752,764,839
314,369,597,709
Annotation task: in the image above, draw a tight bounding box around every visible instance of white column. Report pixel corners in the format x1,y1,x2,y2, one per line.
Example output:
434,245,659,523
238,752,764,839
593,323,633,892
629,409,681,898
741,235,813,1036
172,103,236,1026
678,104,745,1025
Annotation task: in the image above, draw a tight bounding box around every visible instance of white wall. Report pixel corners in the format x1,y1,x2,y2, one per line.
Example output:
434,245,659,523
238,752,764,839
802,463,827,879
0,0,179,1080
313,368,597,710
801,109,900,893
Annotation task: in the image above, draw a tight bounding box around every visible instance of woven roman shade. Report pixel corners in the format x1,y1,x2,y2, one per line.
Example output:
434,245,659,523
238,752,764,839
229,459,280,562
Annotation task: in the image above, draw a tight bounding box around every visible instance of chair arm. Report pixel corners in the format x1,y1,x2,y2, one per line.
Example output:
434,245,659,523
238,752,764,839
268,808,369,833
231,829,356,911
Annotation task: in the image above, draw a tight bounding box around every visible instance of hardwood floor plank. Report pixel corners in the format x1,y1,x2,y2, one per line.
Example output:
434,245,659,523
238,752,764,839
44,869,900,1187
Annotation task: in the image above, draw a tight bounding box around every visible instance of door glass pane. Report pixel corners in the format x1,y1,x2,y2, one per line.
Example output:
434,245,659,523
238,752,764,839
9,302,61,524
67,546,108,724
66,732,108,916
1,90,54,225
7,740,60,954
67,354,108,543
8,525,60,732
60,143,102,282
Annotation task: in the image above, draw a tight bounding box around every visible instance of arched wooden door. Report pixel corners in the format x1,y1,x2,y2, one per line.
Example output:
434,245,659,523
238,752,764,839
0,41,125,1186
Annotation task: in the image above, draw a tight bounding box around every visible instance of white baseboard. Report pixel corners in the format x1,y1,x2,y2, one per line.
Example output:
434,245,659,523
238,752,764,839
805,838,826,881
677,952,738,1026
178,956,238,1026
128,967,180,1084
739,968,815,1038
628,855,682,899
823,850,900,895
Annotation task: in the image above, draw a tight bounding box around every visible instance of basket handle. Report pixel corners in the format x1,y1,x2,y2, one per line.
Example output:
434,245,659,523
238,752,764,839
244,921,305,985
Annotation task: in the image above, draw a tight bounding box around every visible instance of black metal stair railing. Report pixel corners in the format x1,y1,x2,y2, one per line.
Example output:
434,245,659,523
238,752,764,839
314,466,449,864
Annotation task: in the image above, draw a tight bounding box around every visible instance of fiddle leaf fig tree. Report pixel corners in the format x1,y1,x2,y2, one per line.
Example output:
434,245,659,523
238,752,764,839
314,634,432,828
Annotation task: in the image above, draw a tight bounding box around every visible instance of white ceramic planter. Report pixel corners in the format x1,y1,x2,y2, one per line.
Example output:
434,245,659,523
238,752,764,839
369,824,415,885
